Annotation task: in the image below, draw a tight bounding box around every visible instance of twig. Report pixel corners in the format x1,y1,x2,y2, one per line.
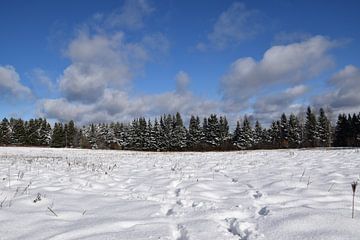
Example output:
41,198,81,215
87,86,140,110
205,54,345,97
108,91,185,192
47,207,58,217
307,176,313,189
328,183,335,192
299,169,306,182
352,181,358,219
0,197,7,208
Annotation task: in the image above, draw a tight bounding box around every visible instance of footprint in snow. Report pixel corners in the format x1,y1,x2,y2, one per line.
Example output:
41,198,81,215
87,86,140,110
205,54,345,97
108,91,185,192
258,206,270,216
253,190,262,199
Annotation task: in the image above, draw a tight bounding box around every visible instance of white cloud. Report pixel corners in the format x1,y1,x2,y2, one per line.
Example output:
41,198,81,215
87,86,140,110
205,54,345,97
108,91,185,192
221,35,336,110
105,0,154,30
199,2,262,50
252,85,308,124
175,71,190,93
0,65,32,98
58,31,150,103
39,88,219,125
273,31,312,45
30,68,54,92
313,65,360,114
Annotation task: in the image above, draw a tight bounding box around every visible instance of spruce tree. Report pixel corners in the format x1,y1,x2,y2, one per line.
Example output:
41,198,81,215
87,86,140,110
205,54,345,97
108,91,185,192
334,114,347,147
171,112,187,150
304,106,318,147
187,115,202,149
0,118,11,145
11,118,26,145
253,120,263,149
219,116,230,145
51,123,65,148
317,108,331,147
279,113,289,148
270,121,281,148
288,114,302,148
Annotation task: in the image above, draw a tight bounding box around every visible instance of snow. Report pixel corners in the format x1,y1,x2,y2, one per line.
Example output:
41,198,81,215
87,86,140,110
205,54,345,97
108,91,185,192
0,147,360,239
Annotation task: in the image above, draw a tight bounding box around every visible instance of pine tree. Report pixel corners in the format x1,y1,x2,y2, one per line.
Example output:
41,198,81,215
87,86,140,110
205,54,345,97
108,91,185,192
11,118,26,145
187,115,202,149
0,118,11,145
39,119,51,146
171,112,187,150
334,114,347,147
304,106,318,147
279,113,289,148
219,116,230,145
204,114,221,147
66,120,77,147
288,114,302,148
317,108,331,147
269,121,281,148
253,120,263,149
233,116,253,149
51,123,65,148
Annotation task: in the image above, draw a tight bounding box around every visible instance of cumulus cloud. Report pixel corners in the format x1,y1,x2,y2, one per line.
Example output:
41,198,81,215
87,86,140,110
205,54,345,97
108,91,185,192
59,30,155,103
313,65,360,114
197,2,263,50
0,65,32,98
39,88,219,125
105,0,154,30
252,85,308,124
221,35,336,111
273,31,312,45
175,71,190,93
29,68,54,92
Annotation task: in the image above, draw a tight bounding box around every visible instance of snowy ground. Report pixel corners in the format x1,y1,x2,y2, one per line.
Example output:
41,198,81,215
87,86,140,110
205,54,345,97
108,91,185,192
0,147,360,240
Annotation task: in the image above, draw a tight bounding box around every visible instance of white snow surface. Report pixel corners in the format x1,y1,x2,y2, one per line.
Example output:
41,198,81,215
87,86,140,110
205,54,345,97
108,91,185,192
1,147,360,240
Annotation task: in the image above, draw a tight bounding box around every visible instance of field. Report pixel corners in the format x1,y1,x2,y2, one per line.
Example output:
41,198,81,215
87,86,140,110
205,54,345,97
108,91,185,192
0,147,360,240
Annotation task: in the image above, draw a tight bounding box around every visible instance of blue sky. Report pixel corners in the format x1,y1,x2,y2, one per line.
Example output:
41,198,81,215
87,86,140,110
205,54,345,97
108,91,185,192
0,0,360,125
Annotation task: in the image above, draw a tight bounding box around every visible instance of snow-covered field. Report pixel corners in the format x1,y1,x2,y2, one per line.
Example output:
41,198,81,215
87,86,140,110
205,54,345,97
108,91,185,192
0,147,360,240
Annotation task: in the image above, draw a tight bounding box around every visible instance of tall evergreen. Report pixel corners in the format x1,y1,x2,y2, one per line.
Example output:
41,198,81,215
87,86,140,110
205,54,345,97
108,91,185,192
334,114,348,147
253,120,263,149
51,123,65,148
66,120,77,147
269,121,281,148
0,118,11,145
11,118,26,145
187,115,202,148
204,114,221,147
288,114,302,148
279,113,289,148
171,112,187,150
304,106,318,147
317,108,331,147
219,116,230,145
233,116,253,149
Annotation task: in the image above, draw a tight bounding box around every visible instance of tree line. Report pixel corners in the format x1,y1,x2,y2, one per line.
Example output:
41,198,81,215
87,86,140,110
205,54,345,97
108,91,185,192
0,107,360,151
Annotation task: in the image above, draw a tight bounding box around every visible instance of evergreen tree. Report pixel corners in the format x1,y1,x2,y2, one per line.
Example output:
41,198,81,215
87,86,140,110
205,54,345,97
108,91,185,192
269,121,281,148
187,115,202,149
204,114,221,147
39,119,51,146
253,120,263,149
334,114,347,147
288,114,302,148
279,113,289,148
0,118,11,145
11,118,26,145
317,108,331,147
233,116,253,149
51,123,65,147
66,120,77,147
219,116,230,145
171,112,187,150
304,106,318,147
